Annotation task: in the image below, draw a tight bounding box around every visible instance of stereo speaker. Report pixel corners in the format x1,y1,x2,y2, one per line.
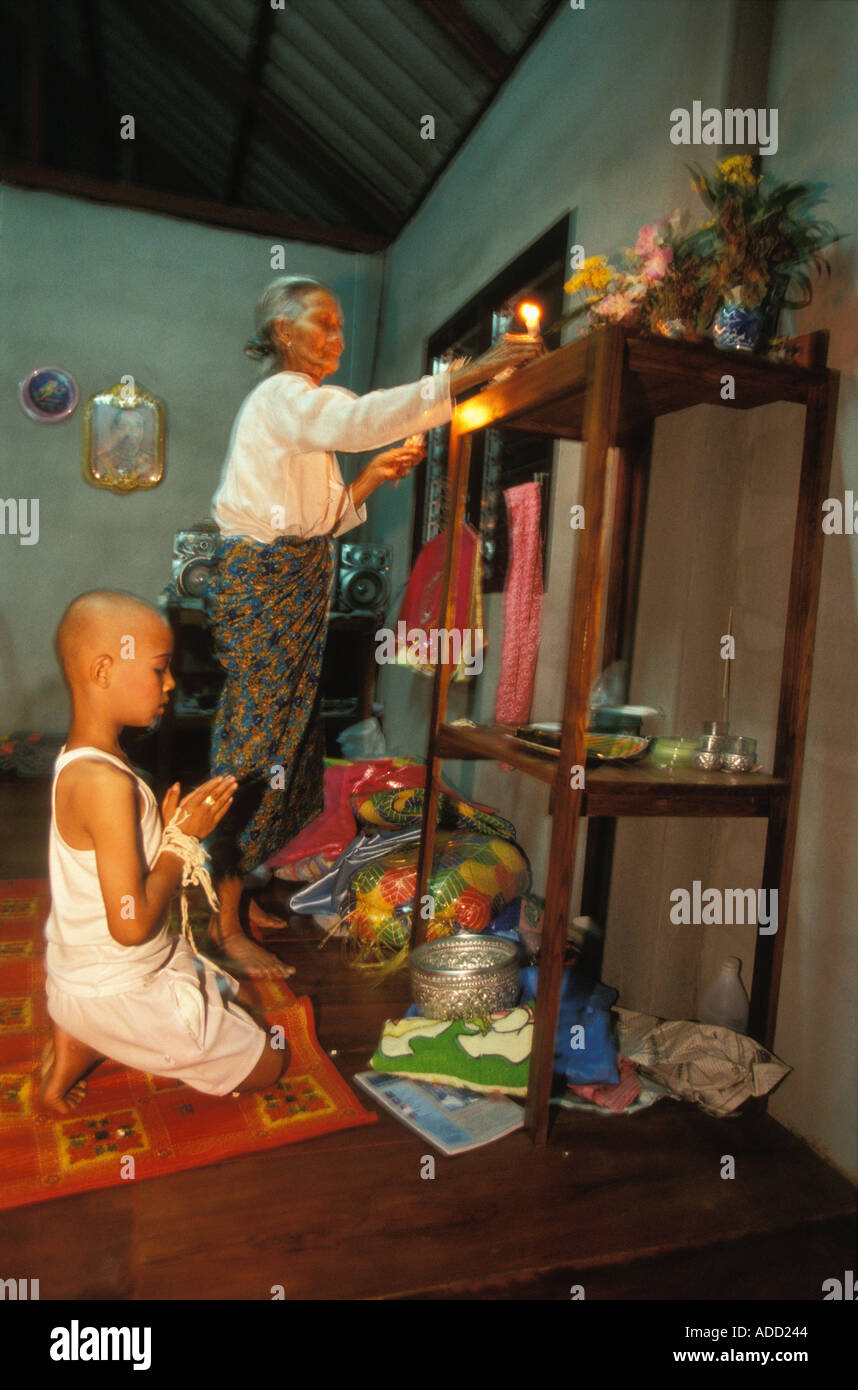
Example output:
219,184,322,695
171,521,219,598
335,542,391,614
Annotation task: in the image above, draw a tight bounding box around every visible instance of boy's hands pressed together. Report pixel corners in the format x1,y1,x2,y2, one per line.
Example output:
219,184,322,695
64,764,236,949
161,775,237,840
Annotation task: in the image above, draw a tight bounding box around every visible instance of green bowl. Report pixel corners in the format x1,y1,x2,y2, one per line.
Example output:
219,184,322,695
648,737,699,769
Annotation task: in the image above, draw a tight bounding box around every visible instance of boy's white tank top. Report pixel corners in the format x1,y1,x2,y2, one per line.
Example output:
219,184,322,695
44,747,174,997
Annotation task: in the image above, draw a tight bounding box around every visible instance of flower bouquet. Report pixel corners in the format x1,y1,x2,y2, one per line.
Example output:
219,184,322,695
560,212,712,339
557,156,840,353
685,155,840,349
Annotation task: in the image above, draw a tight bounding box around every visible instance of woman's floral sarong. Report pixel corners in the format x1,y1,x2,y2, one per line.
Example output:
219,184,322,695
206,533,334,877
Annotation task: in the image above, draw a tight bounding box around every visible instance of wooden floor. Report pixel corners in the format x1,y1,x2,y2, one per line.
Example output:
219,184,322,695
1,778,854,1302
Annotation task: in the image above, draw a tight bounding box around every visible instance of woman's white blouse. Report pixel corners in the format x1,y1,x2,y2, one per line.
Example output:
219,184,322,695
212,369,453,544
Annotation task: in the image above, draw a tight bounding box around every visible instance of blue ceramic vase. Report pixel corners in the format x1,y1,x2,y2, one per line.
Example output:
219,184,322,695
712,296,762,351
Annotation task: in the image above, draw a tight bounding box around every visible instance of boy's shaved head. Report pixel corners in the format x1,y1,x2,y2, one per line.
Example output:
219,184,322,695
55,590,166,685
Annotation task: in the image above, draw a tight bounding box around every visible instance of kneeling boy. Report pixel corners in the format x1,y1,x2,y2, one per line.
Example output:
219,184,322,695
41,589,286,1113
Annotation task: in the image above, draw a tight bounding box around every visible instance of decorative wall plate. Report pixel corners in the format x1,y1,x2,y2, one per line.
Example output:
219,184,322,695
82,382,165,493
18,367,80,423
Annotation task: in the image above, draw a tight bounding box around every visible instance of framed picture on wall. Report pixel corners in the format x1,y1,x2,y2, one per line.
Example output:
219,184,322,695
82,381,165,493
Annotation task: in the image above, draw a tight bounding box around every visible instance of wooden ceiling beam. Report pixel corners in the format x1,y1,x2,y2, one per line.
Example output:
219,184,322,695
0,161,389,252
225,0,276,204
127,0,398,235
419,0,507,80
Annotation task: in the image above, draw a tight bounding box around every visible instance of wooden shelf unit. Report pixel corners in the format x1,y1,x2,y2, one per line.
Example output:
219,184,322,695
410,324,839,1145
437,723,788,816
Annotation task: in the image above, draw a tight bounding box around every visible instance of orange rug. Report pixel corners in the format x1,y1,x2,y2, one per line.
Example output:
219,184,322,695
0,879,376,1212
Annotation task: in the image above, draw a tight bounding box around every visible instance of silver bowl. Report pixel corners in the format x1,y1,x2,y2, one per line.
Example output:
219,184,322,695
410,936,520,1020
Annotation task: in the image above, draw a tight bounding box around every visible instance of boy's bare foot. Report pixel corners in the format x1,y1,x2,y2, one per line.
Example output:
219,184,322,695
209,917,296,980
39,1029,104,1114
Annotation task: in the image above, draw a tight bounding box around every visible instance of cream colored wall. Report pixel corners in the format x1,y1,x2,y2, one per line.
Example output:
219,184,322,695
747,0,858,1178
370,0,857,1178
605,402,798,1021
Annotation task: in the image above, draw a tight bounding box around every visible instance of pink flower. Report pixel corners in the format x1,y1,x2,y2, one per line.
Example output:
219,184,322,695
641,245,674,281
594,292,637,322
634,220,667,256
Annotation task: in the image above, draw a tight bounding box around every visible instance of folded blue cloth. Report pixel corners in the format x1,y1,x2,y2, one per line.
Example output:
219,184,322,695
520,965,619,1085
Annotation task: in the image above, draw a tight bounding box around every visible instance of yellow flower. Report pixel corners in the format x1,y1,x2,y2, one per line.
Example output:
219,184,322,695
717,155,761,190
564,254,615,296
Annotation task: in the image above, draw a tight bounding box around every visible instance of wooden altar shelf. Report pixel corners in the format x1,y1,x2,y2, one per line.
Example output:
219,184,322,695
410,324,840,1146
437,723,788,816
457,331,831,446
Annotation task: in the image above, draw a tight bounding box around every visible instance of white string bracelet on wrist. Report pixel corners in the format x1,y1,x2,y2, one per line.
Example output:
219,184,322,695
159,809,229,975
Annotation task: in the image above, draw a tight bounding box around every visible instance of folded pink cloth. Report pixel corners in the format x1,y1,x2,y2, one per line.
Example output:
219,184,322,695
495,482,543,725
568,1056,642,1112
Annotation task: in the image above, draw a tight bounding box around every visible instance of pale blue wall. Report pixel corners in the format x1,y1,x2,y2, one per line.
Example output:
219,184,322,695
0,187,383,728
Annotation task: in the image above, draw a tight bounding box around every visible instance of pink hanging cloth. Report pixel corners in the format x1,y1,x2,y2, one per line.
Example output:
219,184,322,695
494,481,543,725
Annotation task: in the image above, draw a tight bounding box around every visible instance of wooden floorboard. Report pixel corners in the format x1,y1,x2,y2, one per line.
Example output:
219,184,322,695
0,778,855,1302
387,1215,858,1301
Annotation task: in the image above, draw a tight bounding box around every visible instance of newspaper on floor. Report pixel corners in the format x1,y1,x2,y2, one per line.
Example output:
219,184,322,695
613,1007,791,1115
354,1071,524,1155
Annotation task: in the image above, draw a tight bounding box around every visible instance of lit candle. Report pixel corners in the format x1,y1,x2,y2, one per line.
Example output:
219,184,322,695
518,301,542,339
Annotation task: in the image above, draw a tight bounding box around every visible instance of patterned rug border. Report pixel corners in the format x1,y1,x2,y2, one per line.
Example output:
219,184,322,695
0,878,376,1212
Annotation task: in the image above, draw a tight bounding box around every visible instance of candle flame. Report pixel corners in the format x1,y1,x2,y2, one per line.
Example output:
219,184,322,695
518,302,541,332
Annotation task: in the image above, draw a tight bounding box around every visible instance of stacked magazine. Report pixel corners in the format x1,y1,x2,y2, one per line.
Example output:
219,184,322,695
354,1072,524,1155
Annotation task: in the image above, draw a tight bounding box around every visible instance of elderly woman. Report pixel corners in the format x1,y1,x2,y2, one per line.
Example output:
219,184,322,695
207,274,539,977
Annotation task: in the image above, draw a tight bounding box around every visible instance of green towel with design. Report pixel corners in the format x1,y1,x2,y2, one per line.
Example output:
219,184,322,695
370,1004,535,1096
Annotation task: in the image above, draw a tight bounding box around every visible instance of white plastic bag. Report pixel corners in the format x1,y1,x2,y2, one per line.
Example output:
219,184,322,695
337,717,387,759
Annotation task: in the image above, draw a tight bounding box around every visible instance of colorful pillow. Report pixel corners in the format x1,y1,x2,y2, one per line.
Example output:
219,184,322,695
353,785,518,844
370,968,621,1093
268,757,424,880
348,831,531,959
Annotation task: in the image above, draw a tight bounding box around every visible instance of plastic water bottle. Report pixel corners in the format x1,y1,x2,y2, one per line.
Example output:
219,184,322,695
699,956,750,1034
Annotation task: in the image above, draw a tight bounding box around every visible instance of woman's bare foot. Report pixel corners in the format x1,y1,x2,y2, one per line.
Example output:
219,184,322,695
212,873,296,979
247,898,289,933
39,1029,103,1114
209,916,296,980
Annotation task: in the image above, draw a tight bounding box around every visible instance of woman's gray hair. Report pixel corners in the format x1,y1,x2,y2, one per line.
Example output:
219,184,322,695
244,275,326,372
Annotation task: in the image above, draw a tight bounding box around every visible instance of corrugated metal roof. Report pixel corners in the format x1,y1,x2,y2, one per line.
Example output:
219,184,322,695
1,0,560,246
